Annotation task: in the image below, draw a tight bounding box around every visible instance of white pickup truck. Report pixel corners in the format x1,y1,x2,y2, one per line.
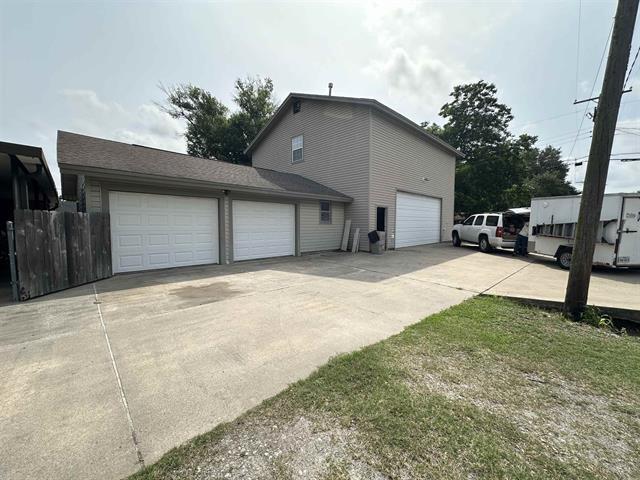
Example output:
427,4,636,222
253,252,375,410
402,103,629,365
451,210,527,252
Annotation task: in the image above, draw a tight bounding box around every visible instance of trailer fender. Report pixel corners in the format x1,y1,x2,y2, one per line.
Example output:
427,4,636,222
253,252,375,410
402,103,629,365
554,245,573,257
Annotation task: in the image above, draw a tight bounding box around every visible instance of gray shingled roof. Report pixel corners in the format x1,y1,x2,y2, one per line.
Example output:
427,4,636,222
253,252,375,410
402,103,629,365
57,131,351,201
245,93,464,158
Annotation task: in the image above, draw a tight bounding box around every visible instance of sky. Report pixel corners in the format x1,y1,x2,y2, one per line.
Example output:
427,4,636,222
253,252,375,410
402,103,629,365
1,0,639,194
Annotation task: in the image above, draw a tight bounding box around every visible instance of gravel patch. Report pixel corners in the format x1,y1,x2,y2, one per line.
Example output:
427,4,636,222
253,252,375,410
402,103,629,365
401,351,640,479
167,414,388,480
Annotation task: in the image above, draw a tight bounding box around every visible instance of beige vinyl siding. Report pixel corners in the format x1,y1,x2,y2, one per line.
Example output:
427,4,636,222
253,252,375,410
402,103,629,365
299,201,345,252
85,181,102,212
369,110,456,249
252,99,370,250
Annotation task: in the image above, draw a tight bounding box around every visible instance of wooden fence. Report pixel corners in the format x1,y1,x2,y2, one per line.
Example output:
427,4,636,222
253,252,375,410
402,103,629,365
9,209,112,301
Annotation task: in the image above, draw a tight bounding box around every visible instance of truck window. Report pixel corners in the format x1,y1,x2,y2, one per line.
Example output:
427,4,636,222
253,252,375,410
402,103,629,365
486,215,499,227
463,216,475,226
474,215,485,226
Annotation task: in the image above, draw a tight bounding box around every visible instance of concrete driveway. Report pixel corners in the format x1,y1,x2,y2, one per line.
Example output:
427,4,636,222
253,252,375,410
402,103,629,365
1,244,638,480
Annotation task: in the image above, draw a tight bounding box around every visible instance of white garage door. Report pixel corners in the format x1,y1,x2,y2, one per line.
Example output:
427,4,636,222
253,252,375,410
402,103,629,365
110,191,219,273
395,192,441,248
233,200,295,261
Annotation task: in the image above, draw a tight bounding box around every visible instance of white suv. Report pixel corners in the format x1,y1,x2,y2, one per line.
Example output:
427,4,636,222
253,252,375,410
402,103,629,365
452,212,523,252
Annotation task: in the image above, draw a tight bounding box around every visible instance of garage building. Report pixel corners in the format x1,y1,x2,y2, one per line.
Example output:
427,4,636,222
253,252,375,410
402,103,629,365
246,93,463,251
58,131,351,273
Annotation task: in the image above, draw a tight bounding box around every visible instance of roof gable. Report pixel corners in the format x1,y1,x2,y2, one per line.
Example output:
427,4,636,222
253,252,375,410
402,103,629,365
245,93,463,158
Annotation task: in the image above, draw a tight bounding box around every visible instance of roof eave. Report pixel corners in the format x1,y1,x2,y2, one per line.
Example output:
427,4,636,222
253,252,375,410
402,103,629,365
244,93,295,155
58,163,353,203
0,141,59,206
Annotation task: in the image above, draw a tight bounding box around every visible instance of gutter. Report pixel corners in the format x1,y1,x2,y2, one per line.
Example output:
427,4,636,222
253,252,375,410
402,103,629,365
58,164,353,203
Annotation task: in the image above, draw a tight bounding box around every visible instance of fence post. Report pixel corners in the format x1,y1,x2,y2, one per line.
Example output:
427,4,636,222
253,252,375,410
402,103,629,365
6,221,19,302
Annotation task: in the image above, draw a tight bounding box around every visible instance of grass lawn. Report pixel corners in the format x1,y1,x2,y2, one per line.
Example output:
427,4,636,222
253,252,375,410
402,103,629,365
130,297,640,480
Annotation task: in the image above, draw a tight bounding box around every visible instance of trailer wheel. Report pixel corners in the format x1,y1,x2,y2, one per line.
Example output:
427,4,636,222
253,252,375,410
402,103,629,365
557,250,572,269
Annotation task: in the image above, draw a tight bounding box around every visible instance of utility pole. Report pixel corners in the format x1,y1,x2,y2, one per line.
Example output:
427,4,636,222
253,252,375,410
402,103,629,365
564,0,639,319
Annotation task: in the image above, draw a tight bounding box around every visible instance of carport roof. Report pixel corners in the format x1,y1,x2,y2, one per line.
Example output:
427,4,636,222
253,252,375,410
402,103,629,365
57,131,352,202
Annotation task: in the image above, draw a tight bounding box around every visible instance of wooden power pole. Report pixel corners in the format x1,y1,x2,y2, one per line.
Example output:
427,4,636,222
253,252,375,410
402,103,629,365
564,0,639,319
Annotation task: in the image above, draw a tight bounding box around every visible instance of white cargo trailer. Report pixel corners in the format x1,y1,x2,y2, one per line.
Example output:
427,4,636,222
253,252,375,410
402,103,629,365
529,193,640,269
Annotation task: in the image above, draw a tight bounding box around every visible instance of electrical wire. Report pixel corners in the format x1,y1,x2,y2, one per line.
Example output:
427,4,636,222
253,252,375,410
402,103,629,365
511,99,640,131
575,0,582,101
567,20,615,159
623,44,640,89
616,128,640,137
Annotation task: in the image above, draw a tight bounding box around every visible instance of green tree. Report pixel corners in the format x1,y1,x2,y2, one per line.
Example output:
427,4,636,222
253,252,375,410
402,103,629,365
434,81,522,214
161,76,276,165
504,142,578,206
427,81,577,214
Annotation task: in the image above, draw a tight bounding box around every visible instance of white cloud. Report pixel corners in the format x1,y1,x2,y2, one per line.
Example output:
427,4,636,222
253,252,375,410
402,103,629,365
361,1,513,114
60,88,185,153
61,89,112,112
366,47,468,109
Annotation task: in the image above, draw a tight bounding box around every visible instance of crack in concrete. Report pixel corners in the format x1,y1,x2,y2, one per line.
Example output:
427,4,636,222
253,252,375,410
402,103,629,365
480,259,535,295
93,284,145,469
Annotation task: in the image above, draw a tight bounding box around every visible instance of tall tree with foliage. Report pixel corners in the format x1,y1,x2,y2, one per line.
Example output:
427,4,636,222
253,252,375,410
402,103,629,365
161,76,276,165
427,81,577,214
435,81,521,213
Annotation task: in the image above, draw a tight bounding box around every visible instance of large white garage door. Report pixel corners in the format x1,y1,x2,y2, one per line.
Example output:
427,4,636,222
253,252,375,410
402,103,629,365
110,191,219,273
395,192,441,248
233,200,295,261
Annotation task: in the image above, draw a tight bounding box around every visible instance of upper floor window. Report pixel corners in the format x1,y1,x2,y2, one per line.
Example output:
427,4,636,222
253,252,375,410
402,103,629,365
292,135,303,163
320,200,332,224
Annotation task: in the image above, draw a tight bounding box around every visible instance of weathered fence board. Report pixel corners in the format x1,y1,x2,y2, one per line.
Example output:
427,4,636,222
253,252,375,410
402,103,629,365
10,210,111,300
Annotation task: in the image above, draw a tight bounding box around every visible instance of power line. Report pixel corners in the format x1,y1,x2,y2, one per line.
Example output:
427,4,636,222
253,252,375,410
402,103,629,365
623,44,640,88
511,110,580,129
567,19,615,159
616,128,640,137
575,0,583,101
554,134,593,147
511,98,640,131
537,128,592,144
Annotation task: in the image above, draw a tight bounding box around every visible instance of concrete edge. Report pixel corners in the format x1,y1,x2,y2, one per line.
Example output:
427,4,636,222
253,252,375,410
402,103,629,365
480,293,640,324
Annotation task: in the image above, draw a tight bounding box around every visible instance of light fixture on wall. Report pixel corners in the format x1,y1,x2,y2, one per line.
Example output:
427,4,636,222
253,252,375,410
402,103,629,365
423,177,430,181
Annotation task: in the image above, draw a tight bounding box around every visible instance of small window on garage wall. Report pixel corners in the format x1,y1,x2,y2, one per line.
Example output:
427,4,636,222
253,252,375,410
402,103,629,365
320,200,331,224
292,135,303,163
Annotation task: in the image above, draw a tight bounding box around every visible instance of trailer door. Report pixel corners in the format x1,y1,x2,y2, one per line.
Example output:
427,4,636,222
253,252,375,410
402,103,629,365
616,197,640,267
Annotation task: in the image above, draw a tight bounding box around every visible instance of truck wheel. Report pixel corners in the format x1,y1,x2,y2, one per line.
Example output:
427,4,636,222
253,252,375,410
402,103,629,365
452,232,461,247
479,236,492,253
557,251,572,269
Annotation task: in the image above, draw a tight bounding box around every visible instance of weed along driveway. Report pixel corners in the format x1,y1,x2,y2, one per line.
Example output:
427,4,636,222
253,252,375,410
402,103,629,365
1,244,638,480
